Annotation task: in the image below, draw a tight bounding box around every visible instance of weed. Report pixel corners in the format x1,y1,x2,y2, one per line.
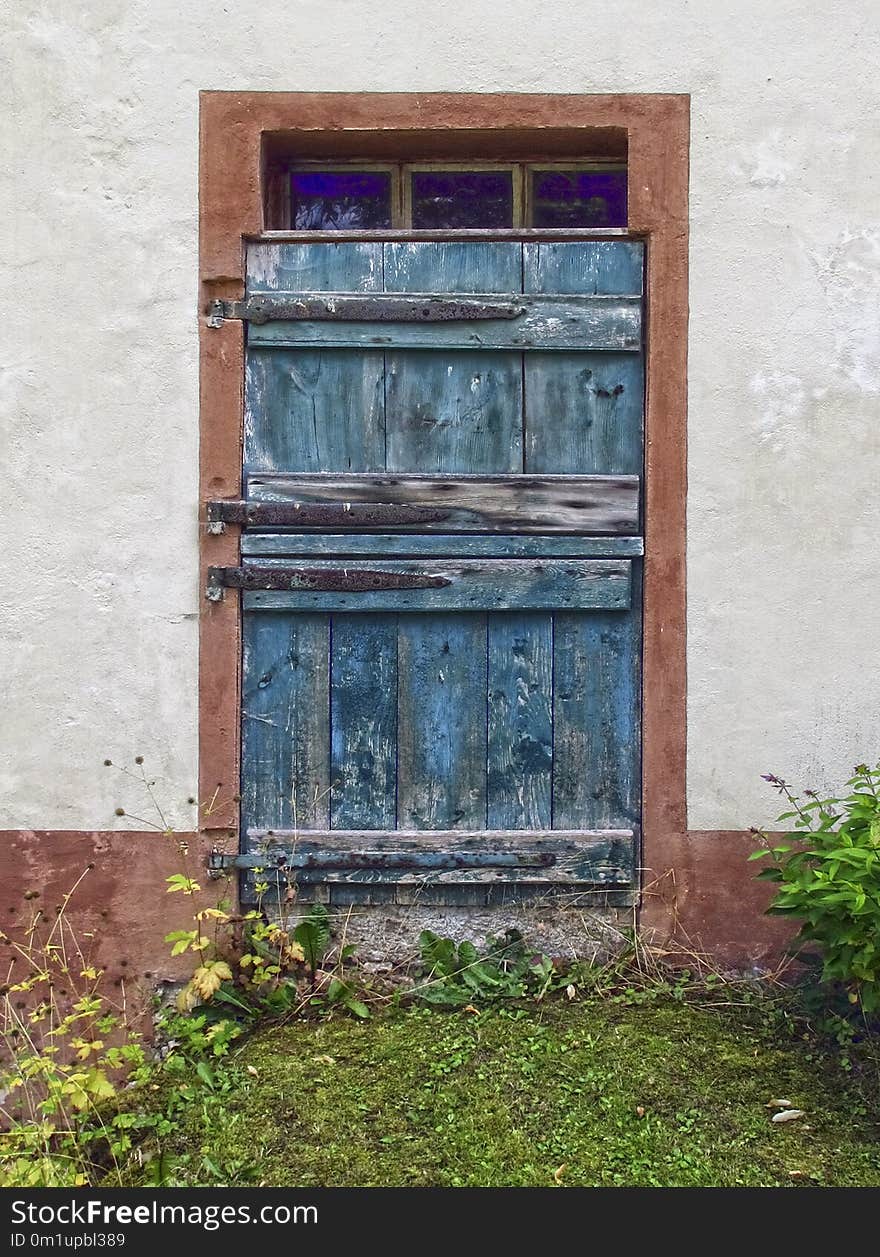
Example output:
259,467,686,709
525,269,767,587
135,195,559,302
751,762,880,1017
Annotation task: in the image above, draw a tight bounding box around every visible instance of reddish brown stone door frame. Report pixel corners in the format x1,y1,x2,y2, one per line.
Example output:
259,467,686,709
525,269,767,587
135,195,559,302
198,91,691,936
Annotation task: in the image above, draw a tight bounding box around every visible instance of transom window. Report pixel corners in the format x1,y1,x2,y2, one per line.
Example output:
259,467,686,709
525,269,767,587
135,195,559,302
279,162,627,231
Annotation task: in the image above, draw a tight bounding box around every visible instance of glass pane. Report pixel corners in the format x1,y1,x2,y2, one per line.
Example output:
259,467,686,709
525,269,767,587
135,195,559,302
410,170,514,229
290,170,392,230
531,168,627,228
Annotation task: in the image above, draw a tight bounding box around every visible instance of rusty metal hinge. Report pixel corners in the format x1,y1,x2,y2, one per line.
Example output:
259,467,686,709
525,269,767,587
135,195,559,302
208,849,554,879
206,294,525,327
206,564,452,601
206,499,451,531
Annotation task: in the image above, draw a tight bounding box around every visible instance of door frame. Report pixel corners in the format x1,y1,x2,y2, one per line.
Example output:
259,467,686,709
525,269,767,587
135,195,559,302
198,92,690,909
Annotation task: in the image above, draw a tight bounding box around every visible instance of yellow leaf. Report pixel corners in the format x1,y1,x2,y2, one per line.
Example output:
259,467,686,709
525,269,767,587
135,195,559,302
288,941,305,963
196,908,228,921
176,982,200,1013
191,961,232,1002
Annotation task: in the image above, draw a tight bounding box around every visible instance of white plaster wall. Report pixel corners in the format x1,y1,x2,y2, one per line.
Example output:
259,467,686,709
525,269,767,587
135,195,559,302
1,0,878,831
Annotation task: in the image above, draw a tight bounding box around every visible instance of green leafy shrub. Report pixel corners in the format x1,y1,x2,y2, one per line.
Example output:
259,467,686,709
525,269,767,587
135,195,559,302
414,929,561,1006
751,761,880,1014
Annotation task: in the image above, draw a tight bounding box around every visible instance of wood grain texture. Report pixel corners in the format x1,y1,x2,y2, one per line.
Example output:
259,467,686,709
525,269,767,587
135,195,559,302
487,614,553,829
241,533,645,558
244,347,385,474
523,240,644,295
246,472,639,534
383,242,524,472
524,352,644,475
330,614,397,830
524,238,644,475
241,558,631,612
397,614,487,829
552,589,642,830
383,241,522,292
241,611,330,834
246,241,383,293
385,351,523,473
247,294,641,351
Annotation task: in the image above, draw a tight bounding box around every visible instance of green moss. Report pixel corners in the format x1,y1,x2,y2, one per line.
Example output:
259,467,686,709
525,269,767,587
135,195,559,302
115,994,880,1187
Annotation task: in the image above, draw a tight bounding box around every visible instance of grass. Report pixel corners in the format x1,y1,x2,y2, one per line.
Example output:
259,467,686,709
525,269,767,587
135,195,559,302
116,988,880,1187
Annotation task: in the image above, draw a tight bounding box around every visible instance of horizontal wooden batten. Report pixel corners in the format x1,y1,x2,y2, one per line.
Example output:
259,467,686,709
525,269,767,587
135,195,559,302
237,557,631,612
245,473,640,534
241,533,645,558
246,293,641,351
240,830,635,886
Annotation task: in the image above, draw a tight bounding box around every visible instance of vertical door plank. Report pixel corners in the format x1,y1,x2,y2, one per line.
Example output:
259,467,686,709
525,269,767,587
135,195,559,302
384,241,524,473
397,613,487,829
523,352,644,475
330,614,398,830
244,347,386,475
523,239,644,475
385,351,523,473
241,611,330,836
247,241,384,293
383,241,522,293
523,241,644,296
552,595,641,831
487,613,553,829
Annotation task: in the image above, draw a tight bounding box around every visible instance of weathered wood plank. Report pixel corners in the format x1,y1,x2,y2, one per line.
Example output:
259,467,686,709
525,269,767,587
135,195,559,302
383,245,524,471
244,347,386,474
385,351,523,473
240,829,635,885
241,533,645,558
240,612,330,834
523,240,644,296
245,473,640,534
523,240,644,476
246,242,383,293
487,614,553,829
330,614,397,830
240,558,631,613
524,352,644,475
552,597,642,830
383,241,523,293
247,294,641,351
397,614,487,829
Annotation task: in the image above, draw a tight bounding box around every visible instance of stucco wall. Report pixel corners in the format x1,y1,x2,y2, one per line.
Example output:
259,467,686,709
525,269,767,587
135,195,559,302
1,1,878,833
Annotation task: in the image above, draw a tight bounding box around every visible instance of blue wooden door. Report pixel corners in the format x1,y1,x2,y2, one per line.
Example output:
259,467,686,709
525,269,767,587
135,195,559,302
225,240,643,903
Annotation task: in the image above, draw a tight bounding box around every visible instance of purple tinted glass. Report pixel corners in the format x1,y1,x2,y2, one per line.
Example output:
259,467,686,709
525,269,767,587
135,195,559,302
531,169,627,228
411,171,513,229
290,171,392,230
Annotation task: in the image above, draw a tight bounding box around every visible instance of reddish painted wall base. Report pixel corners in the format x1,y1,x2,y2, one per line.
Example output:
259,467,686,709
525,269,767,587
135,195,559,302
0,831,216,1010
641,830,797,969
1,829,796,984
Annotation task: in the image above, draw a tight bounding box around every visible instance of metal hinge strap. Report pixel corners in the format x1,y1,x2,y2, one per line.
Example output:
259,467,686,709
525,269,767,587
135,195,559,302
207,294,526,327
206,500,451,530
208,850,555,879
207,564,452,599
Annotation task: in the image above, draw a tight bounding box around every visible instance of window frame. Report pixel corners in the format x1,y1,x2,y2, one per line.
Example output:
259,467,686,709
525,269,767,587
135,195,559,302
277,159,628,231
